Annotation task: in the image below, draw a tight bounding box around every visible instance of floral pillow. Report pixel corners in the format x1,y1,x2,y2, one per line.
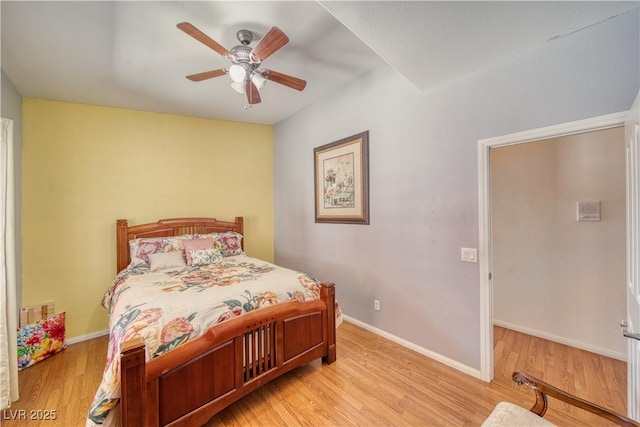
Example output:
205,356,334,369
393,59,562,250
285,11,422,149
219,231,243,256
182,238,214,265
197,231,244,257
189,248,223,266
17,312,66,370
129,234,195,268
128,232,242,268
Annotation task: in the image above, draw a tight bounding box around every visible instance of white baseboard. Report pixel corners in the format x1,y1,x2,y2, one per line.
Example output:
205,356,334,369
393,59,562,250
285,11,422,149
493,320,626,362
66,328,109,345
343,315,483,380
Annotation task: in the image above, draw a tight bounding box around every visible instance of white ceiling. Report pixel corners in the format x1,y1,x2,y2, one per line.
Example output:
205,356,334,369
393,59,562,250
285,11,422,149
2,1,638,125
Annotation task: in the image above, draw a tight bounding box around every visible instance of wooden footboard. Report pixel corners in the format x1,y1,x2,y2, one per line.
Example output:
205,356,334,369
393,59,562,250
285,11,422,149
120,282,336,427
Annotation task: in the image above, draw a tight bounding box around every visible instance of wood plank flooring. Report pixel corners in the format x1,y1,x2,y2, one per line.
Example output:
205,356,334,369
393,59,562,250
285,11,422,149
493,325,627,426
2,334,108,426
2,321,627,426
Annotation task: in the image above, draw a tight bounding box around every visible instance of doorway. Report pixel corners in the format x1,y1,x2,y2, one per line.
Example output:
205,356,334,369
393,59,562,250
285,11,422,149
491,127,626,360
489,127,627,421
478,111,629,381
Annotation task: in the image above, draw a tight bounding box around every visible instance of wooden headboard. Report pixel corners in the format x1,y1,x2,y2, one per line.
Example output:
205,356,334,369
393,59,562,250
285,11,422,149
116,217,244,273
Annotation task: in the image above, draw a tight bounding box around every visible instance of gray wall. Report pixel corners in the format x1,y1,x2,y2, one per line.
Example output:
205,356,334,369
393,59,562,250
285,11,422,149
273,10,639,370
492,128,626,359
1,70,23,312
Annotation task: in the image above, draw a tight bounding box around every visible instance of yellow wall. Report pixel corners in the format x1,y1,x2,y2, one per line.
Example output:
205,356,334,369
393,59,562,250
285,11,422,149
22,98,274,339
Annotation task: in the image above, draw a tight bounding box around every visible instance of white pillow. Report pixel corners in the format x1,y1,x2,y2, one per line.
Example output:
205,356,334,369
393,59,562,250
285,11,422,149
149,251,186,271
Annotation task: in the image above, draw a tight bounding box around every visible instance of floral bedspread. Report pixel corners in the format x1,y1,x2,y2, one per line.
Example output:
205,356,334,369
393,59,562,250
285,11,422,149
87,254,340,427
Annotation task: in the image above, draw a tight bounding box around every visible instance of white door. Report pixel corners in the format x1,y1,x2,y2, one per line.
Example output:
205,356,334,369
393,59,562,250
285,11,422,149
625,90,640,421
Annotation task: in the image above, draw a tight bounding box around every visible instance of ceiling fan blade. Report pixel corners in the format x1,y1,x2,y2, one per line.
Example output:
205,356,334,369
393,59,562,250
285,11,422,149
246,80,261,105
186,69,227,82
263,70,306,91
251,27,289,62
177,22,230,58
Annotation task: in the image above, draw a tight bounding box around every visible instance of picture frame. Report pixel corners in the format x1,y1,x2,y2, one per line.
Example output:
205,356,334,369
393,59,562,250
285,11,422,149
314,131,369,224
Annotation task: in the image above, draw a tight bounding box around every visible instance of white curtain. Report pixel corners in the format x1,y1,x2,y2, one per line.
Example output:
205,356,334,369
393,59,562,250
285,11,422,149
1,117,19,409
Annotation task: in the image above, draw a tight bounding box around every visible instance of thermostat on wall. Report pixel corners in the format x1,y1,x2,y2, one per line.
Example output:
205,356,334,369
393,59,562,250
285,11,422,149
577,201,601,221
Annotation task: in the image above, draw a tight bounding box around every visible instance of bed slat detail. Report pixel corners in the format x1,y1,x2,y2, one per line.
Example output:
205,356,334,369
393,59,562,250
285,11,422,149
133,228,175,239
177,226,202,235
243,322,277,382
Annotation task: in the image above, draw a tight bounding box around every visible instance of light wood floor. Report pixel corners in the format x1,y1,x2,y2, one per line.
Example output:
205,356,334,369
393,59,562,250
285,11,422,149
4,321,627,426
493,325,627,426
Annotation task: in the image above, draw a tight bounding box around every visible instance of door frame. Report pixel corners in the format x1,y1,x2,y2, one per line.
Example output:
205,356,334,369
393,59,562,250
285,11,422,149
478,111,629,382
624,93,640,420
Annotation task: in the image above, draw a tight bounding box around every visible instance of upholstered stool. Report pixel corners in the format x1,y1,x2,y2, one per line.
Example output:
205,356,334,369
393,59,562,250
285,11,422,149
483,371,639,427
482,402,556,427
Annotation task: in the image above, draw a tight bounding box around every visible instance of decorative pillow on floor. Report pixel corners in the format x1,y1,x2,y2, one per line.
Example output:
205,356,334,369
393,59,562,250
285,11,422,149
17,312,66,370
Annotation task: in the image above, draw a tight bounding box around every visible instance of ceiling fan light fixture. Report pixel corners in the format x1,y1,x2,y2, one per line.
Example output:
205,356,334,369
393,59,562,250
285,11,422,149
251,72,267,90
230,81,245,94
228,64,246,83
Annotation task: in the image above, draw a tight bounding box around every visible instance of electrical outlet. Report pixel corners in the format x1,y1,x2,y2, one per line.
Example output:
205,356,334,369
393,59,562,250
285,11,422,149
374,299,380,311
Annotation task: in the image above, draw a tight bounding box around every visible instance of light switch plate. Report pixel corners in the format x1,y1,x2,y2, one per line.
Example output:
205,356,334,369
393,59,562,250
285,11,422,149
461,248,478,263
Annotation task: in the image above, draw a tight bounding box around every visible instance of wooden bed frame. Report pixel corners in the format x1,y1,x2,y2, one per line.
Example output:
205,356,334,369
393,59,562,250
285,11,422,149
115,217,336,427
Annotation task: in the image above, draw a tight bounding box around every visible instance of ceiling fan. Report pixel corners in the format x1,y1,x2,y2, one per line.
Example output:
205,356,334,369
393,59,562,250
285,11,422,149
177,22,307,106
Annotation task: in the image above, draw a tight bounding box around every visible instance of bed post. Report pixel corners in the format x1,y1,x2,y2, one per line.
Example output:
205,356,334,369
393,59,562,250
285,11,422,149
321,282,336,364
235,217,244,250
116,219,129,273
121,338,146,427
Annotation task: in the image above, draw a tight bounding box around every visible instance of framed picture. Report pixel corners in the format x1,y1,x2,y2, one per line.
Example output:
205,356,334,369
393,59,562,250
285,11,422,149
314,131,369,224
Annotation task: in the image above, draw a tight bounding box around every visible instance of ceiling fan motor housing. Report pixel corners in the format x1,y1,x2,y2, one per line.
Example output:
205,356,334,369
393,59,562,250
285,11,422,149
230,45,252,63
236,29,253,46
